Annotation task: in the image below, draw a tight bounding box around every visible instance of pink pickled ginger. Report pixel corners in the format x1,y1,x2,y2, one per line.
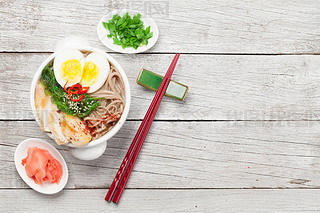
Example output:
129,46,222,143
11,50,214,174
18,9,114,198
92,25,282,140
21,147,63,184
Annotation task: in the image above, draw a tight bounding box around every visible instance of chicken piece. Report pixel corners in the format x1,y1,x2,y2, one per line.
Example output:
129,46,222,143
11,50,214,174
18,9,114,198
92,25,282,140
48,105,70,145
61,114,92,147
34,81,52,132
48,105,92,147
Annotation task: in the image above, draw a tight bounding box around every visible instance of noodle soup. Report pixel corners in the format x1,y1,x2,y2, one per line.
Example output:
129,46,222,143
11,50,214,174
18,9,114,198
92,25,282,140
83,62,125,140
32,49,129,148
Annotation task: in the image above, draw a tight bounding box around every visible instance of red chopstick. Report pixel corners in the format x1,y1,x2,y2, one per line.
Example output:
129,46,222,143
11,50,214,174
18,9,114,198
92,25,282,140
112,54,180,203
105,53,181,203
105,54,179,202
105,53,180,202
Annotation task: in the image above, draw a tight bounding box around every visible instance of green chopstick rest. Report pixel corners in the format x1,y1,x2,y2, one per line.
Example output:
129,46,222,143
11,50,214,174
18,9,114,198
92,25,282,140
137,68,188,101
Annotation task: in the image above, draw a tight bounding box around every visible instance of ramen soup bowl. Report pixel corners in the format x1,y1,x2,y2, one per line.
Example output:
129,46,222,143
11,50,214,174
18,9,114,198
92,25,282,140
30,37,131,160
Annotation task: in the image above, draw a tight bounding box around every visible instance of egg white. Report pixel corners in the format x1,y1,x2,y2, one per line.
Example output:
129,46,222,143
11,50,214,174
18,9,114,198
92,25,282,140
82,52,110,93
53,49,85,88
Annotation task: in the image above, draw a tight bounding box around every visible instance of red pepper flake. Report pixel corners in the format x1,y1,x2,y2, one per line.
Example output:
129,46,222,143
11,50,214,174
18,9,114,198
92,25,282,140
69,93,84,102
69,84,81,92
63,81,69,93
63,83,89,102
78,87,90,94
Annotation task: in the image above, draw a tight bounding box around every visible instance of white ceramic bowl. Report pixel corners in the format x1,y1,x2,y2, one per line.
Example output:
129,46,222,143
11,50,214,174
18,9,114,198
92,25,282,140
97,9,159,54
30,40,131,160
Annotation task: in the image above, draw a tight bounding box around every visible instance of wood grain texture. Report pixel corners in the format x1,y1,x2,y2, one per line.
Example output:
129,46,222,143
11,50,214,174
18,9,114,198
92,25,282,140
0,0,319,53
1,53,320,120
1,120,320,189
1,0,320,210
1,189,320,212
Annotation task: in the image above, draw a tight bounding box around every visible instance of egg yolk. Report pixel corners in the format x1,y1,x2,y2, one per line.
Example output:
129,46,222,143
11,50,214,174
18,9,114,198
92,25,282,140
60,59,82,84
80,61,100,87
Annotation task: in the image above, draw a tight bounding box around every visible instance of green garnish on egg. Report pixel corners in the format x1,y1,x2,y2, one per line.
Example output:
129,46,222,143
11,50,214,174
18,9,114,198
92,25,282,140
103,12,153,49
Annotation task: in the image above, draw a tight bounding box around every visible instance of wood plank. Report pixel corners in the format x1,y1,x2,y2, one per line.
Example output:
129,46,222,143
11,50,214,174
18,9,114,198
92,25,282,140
1,120,320,189
1,189,320,212
0,0,319,53
1,53,320,120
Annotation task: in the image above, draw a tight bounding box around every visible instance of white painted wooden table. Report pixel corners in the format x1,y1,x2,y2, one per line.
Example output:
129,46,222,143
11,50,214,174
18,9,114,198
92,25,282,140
1,0,320,212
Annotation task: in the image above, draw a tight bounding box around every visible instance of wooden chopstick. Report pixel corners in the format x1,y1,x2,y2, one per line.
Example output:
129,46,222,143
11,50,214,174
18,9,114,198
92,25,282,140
105,53,181,203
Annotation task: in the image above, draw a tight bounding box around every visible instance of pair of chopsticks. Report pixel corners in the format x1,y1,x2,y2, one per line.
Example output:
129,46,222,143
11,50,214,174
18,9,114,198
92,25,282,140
105,53,181,203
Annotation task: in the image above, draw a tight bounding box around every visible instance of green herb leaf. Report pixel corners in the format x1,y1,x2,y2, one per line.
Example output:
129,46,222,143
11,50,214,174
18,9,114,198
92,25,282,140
146,32,153,39
102,22,108,29
145,26,150,34
116,18,124,26
104,12,153,49
113,37,120,45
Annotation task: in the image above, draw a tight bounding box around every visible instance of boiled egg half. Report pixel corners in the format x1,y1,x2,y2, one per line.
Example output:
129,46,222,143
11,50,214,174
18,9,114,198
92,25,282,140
53,50,110,93
80,52,110,93
53,49,85,88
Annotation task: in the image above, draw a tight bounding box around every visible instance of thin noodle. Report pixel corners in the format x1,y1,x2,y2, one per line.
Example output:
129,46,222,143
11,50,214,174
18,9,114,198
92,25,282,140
84,65,125,139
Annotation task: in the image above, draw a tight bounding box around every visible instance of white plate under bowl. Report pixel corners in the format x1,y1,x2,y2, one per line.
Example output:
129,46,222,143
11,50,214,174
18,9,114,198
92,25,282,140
14,138,68,194
97,9,159,54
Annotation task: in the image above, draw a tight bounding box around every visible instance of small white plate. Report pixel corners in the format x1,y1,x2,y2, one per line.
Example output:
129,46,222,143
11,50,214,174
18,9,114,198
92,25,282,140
14,138,68,194
97,9,159,54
